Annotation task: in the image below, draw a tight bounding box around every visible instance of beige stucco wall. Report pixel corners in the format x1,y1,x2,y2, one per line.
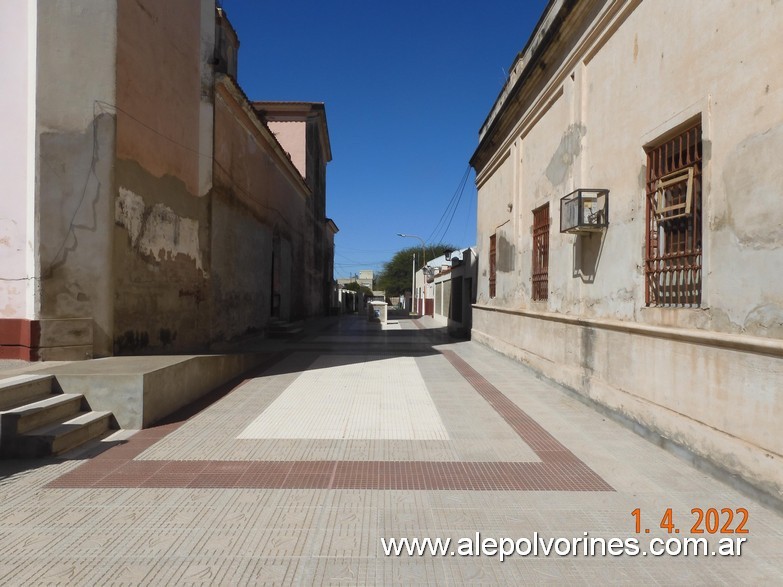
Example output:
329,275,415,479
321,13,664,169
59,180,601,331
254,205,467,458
0,2,36,320
477,0,783,334
473,0,783,500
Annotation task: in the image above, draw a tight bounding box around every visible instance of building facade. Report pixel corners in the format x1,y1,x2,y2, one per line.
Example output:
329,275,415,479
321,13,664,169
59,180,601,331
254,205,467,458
471,0,783,502
336,270,375,291
418,248,477,337
0,1,336,360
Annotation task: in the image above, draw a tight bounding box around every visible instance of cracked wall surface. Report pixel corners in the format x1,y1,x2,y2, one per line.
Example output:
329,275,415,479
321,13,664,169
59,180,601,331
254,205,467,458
35,0,118,357
471,0,783,503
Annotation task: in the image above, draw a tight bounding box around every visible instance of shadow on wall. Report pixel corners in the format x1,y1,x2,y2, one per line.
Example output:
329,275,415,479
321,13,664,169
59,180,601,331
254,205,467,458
571,232,606,284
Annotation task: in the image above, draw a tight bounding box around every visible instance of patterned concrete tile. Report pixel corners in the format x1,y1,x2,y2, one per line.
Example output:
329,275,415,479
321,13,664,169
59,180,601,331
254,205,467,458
239,355,449,441
0,315,780,584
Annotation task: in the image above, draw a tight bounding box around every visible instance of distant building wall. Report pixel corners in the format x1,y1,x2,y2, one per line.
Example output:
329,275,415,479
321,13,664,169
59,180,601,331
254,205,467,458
266,120,307,179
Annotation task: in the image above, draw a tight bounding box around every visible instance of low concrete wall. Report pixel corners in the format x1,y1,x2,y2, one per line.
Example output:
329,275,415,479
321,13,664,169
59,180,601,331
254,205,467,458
40,353,265,429
472,305,783,503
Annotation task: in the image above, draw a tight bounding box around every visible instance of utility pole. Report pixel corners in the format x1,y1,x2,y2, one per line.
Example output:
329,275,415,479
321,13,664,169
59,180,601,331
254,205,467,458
411,253,416,314
397,234,427,317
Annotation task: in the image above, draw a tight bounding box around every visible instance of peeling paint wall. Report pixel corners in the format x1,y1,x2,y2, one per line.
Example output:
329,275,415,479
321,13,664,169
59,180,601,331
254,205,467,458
116,187,205,274
4,0,333,358
472,0,783,501
475,0,783,334
112,169,211,354
36,0,119,357
111,0,214,354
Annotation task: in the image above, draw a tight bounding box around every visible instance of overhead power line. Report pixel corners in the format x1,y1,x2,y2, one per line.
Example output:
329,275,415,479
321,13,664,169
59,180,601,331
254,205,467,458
425,164,472,246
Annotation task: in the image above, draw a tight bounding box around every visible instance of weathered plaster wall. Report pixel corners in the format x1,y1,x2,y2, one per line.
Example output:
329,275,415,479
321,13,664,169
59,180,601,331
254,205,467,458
213,81,323,340
0,2,36,320
475,152,514,304
113,169,211,354
116,0,207,198
36,0,119,357
477,0,783,334
210,192,272,342
472,0,783,502
112,0,214,354
473,308,783,499
583,0,783,333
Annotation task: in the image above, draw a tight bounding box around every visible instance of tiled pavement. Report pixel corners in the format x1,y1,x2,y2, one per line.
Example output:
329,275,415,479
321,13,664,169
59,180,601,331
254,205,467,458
0,315,781,584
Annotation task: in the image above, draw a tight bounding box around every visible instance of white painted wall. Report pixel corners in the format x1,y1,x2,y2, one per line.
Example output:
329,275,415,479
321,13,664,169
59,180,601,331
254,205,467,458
0,2,36,319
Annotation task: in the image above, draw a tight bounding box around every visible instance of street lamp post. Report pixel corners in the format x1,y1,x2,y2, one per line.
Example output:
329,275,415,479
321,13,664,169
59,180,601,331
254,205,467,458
411,253,416,313
397,233,427,317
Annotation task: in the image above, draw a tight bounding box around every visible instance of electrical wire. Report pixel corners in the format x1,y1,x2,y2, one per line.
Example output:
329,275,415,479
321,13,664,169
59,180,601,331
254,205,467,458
425,164,471,246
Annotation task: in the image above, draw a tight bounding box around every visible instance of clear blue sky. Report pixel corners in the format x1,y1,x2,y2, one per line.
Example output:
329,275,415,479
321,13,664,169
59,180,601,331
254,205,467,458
224,0,549,278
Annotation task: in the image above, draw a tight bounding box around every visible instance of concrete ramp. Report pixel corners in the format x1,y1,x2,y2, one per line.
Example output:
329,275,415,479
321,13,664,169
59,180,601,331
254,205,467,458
37,353,265,429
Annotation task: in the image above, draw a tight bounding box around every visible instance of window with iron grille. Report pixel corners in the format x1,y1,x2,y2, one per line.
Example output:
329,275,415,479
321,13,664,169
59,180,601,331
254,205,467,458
488,234,497,298
644,120,702,307
532,204,550,301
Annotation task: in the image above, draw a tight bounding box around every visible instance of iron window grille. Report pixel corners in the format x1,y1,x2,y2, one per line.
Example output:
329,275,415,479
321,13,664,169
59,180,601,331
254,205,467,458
644,120,702,307
532,204,550,301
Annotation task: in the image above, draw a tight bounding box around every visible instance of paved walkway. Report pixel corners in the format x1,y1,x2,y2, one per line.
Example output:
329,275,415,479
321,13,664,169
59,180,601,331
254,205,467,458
0,314,780,584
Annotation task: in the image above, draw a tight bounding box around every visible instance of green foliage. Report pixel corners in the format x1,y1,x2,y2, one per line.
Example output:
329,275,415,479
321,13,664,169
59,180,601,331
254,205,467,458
342,281,374,297
377,244,457,296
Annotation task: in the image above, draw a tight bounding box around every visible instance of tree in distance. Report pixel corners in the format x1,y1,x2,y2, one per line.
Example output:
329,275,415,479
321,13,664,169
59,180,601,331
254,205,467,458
342,281,374,298
377,244,457,297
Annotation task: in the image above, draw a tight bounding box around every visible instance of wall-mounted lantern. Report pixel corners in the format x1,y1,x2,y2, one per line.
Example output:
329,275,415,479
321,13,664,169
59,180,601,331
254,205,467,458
560,188,609,234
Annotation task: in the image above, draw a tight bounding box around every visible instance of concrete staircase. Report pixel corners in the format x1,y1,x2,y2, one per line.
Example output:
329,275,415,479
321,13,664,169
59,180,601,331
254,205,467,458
0,374,116,458
266,318,304,338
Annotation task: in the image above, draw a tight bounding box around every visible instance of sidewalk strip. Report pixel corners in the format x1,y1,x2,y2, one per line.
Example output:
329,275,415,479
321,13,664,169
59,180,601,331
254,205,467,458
46,347,612,492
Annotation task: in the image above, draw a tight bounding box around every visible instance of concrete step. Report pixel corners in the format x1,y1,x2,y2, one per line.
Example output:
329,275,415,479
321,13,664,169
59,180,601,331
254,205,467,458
1,394,85,437
0,375,56,411
9,411,114,458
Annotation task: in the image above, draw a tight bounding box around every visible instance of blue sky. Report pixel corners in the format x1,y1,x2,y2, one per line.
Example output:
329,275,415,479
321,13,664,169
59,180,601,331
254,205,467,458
225,0,549,278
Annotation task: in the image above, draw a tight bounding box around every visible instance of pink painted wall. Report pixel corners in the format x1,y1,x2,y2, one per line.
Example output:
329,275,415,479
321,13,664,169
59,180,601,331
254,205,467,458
266,120,307,180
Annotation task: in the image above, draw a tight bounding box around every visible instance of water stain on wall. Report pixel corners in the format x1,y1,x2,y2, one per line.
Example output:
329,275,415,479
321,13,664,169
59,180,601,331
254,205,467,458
723,124,783,249
545,123,586,186
496,234,516,272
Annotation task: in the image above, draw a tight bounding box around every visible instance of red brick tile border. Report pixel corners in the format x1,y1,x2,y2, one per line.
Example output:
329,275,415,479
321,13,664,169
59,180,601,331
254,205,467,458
47,347,612,492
